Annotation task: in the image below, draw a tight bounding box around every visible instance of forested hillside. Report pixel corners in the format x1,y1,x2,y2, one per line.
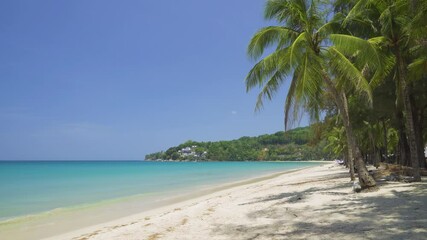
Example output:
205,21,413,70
145,127,329,161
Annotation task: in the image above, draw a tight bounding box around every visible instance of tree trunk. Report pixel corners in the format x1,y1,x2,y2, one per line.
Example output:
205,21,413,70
414,104,426,169
346,147,355,181
399,132,411,166
382,120,388,162
396,51,421,181
323,76,376,188
374,149,381,168
368,129,380,167
396,111,410,166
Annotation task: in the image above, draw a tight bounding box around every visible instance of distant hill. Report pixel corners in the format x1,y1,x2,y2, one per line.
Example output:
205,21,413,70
145,127,330,161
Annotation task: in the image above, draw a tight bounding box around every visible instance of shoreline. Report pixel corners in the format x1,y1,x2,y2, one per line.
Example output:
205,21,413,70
49,163,427,240
47,164,328,240
0,163,326,240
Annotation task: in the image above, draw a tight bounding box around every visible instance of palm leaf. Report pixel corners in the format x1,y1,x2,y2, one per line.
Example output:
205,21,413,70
343,0,369,26
408,57,427,81
255,69,286,111
245,47,291,91
289,32,308,68
284,72,299,130
247,26,299,59
328,47,372,103
330,34,383,71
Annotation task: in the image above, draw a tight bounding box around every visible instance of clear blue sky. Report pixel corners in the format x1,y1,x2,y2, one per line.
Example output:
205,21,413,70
0,0,308,160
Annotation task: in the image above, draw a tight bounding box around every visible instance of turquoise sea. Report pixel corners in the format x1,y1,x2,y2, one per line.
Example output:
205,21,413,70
0,161,322,222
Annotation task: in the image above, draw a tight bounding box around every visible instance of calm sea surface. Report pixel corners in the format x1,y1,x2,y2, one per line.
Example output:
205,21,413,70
0,161,322,221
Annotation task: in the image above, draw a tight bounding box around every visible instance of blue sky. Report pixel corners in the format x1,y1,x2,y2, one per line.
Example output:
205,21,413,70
0,0,308,160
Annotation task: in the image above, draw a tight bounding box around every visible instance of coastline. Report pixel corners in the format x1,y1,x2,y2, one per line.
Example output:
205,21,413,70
48,163,426,240
0,162,326,240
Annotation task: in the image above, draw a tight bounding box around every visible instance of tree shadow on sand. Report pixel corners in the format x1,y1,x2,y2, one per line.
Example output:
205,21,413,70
239,177,350,206
212,179,427,240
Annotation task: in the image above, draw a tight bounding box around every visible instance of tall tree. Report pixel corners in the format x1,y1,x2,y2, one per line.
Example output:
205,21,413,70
345,0,427,180
246,0,380,188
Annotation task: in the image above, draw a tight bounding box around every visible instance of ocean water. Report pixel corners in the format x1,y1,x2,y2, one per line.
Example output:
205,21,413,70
0,161,322,222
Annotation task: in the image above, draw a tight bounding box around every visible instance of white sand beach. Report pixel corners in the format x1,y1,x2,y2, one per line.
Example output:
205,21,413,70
46,163,427,240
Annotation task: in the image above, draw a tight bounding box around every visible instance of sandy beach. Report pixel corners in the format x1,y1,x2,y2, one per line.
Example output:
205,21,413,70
46,163,426,240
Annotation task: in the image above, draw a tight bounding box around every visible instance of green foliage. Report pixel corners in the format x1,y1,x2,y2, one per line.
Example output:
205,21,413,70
145,127,329,161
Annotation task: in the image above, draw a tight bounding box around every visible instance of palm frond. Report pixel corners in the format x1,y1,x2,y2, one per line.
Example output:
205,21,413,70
264,0,291,22
369,51,395,88
317,21,341,36
246,47,291,91
255,69,286,111
343,0,369,26
265,0,309,29
284,72,299,130
295,49,322,101
289,32,308,68
327,47,372,103
378,8,393,37
330,34,383,71
408,57,427,81
247,26,299,60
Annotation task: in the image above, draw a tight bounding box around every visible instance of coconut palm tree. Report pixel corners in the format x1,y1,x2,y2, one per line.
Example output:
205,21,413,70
344,0,427,181
246,0,381,188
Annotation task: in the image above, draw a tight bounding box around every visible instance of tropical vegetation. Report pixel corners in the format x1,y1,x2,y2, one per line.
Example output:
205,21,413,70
246,0,427,188
145,127,330,161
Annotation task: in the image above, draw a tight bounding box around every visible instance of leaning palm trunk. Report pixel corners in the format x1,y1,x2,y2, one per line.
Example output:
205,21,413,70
346,146,355,181
324,76,376,188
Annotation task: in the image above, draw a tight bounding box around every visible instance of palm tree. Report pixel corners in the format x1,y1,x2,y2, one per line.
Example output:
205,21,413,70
246,0,379,188
344,0,427,181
